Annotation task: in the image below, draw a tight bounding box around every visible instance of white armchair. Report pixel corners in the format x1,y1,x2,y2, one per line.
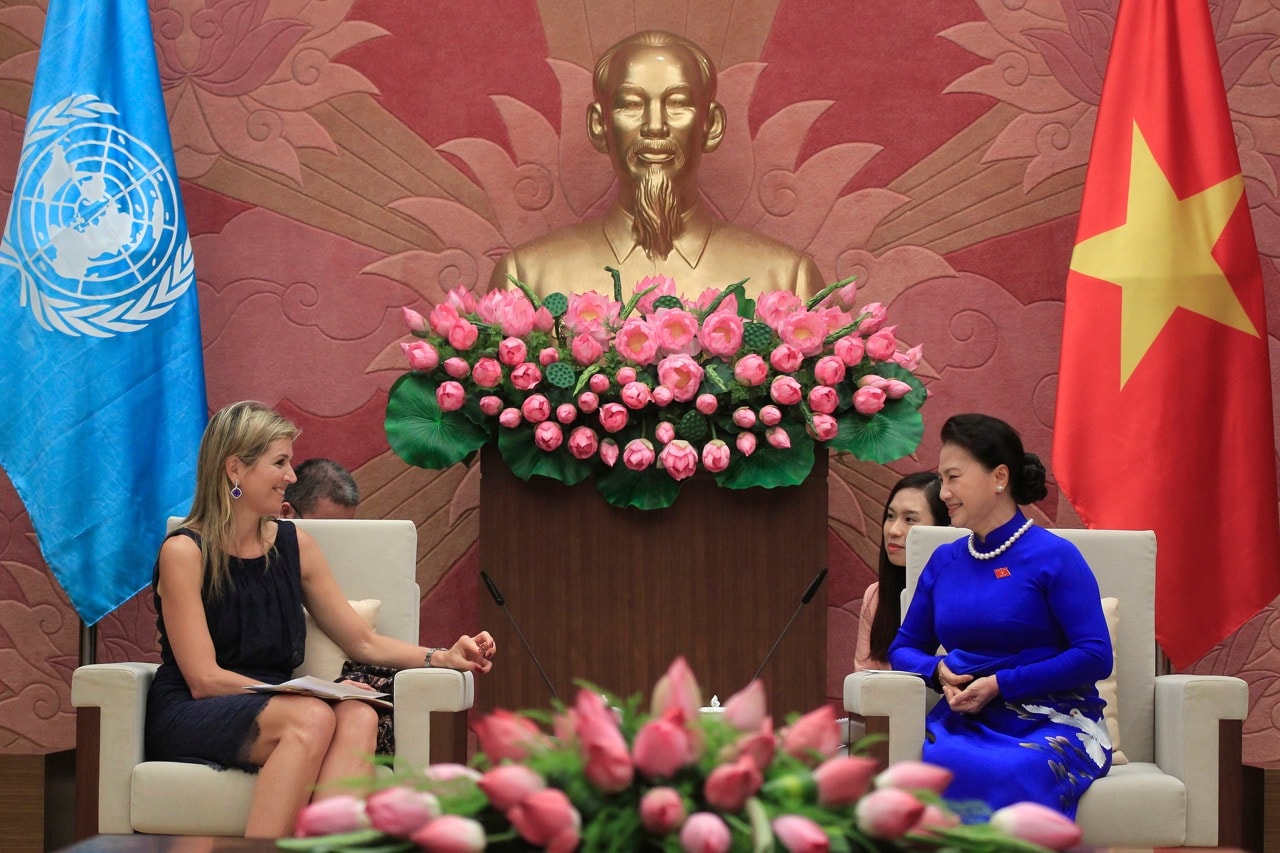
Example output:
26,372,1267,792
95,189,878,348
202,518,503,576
843,526,1248,847
72,518,474,836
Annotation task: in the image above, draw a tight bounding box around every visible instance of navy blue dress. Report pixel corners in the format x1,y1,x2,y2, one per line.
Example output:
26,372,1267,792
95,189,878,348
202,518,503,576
889,512,1113,819
145,521,306,771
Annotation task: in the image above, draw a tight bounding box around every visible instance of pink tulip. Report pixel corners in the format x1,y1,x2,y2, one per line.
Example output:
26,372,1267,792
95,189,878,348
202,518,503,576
655,421,676,444
410,815,487,853
633,707,697,778
534,421,563,451
428,302,460,337
814,756,878,806
698,311,745,358
568,426,599,460
555,403,577,424
402,305,428,332
874,760,954,794
639,786,686,835
401,340,439,372
732,407,757,428
538,346,559,366
781,705,841,763
471,357,503,389
779,311,828,357
759,405,782,426
894,343,924,371
770,375,803,406
651,657,702,720
808,414,839,442
680,812,731,853
865,327,898,361
913,803,962,835
571,333,603,366
736,431,757,456
574,690,634,792
510,362,542,390
478,764,546,811
853,386,886,416
443,357,470,379
447,318,479,350
657,354,705,402
521,394,551,423
766,426,791,449
695,393,718,415
436,381,465,412
614,318,660,365
730,719,776,771
701,439,731,473
653,384,675,406
599,438,619,467
479,395,503,416
769,343,804,374
654,307,702,356
834,335,866,366
704,755,763,812
366,786,440,838
855,788,925,840
756,290,802,329
989,802,1083,850
884,379,913,399
472,709,548,763
808,386,838,414
589,372,611,393
856,302,888,335
498,336,528,367
772,815,830,852
294,795,367,837
623,438,656,471
733,354,768,386
599,403,629,433
498,407,522,428
507,788,582,848
813,355,846,386
659,440,699,481
621,381,653,409
577,391,599,414
722,680,766,731
421,763,481,783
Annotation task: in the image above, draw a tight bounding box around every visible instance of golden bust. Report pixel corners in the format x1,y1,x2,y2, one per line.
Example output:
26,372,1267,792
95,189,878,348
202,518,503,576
488,30,823,299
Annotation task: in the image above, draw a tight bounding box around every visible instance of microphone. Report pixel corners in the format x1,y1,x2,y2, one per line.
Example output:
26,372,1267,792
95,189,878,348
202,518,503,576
480,570,561,703
749,568,828,683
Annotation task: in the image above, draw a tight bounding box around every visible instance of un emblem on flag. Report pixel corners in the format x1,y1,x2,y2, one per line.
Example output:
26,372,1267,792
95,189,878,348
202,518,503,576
1,94,194,337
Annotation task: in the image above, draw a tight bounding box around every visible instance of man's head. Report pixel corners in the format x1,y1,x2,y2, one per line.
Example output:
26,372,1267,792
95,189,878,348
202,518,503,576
280,458,359,519
588,31,726,260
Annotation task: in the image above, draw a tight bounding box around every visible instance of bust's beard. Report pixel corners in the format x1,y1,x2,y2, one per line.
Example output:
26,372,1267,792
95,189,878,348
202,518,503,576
630,162,685,262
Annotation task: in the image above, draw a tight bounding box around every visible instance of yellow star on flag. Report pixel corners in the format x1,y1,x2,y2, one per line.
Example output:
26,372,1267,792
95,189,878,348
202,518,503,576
1069,122,1258,385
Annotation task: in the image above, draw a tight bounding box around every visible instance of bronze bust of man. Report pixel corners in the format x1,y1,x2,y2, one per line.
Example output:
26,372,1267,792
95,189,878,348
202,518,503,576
489,30,823,299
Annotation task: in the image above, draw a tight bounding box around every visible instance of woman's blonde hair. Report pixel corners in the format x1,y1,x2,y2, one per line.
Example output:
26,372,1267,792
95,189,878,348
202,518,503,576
181,401,299,598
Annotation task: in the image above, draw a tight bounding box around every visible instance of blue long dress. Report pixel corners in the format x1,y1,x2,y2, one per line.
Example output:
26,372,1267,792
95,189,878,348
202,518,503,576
888,512,1113,819
145,521,306,771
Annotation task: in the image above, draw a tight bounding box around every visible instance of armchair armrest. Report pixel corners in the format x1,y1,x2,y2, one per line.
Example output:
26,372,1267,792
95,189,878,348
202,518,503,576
843,670,930,764
71,662,158,834
393,668,475,773
1153,673,1248,846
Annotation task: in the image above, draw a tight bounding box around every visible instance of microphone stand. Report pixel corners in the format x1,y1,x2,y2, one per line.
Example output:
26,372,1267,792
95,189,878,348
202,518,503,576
480,571,561,704
751,568,828,683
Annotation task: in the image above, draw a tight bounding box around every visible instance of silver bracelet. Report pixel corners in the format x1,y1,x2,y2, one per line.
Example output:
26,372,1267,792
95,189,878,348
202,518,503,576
424,647,446,668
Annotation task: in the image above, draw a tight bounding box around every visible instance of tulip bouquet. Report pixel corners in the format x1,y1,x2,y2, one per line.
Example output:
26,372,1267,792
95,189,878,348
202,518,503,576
384,273,928,509
283,658,1082,853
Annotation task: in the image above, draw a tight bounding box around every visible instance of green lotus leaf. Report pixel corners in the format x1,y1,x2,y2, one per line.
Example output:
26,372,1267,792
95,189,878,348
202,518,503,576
385,373,491,469
497,425,594,485
828,400,924,463
715,424,815,489
595,462,683,510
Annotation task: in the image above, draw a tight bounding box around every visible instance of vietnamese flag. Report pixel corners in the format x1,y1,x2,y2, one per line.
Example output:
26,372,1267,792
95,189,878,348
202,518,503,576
1054,0,1280,669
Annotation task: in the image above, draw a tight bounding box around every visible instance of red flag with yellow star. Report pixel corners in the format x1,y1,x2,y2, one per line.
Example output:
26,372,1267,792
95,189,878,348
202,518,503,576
1054,0,1280,669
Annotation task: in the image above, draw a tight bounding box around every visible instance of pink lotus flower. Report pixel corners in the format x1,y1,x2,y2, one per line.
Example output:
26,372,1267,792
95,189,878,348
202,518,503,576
634,273,677,315
766,427,791,450
722,679,766,732
556,404,577,424
654,307,702,356
599,438,620,466
769,343,804,373
781,705,841,763
704,754,763,812
894,343,923,371
564,292,618,343
447,318,479,351
568,426,599,460
681,812,731,853
770,375,803,406
733,354,768,386
615,318,660,365
736,431,757,456
814,756,878,807
853,386,887,416
756,290,802,329
574,690,635,793
656,421,676,445
471,357,502,389
695,393,718,415
858,375,890,389
478,764,546,811
732,407,757,428
698,312,745,358
772,814,830,852
621,381,653,409
701,439,731,473
759,405,782,426
538,347,559,366
428,302,460,337
616,366,638,384
657,354,705,402
577,391,599,414
446,286,477,315
499,296,536,337
623,438,656,471
779,311,828,357
875,760,954,794
294,795,367,837
866,327,898,361
498,337,527,367
472,709,548,763
534,421,563,451
884,379,913,399
599,403,629,433
444,357,470,379
633,707,698,778
653,384,675,406
659,440,699,481
436,381,465,412
834,335,866,366
365,786,440,838
651,657,702,721
507,788,582,849
808,386,838,414
510,363,542,390
857,302,888,335
479,396,503,416
695,287,738,315
402,305,427,332
571,333,603,366
498,408,522,428
813,356,846,386
855,788,925,840
521,395,551,423
639,786,686,835
808,415,839,442
989,802,1083,850
401,340,439,372
410,814,487,853
533,306,555,333
589,373,611,393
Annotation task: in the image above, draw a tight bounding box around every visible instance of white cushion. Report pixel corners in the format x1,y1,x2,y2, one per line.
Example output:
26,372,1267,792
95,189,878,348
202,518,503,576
1097,597,1126,765
131,762,254,835
294,599,381,681
1076,762,1186,846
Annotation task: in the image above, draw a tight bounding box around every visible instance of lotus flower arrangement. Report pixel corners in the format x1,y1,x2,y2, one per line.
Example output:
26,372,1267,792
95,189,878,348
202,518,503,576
384,273,928,509
282,658,1082,852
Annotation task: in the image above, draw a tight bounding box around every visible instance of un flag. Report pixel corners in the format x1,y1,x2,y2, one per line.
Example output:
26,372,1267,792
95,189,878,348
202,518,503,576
0,0,207,624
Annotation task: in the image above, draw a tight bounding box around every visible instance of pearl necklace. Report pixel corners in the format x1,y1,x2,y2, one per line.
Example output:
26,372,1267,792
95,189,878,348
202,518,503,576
968,517,1034,561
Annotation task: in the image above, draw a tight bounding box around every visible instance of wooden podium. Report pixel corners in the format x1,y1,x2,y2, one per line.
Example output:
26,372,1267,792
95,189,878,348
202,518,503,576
478,450,828,714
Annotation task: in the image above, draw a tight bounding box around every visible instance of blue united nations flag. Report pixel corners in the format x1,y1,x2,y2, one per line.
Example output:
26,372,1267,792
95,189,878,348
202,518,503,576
0,0,207,624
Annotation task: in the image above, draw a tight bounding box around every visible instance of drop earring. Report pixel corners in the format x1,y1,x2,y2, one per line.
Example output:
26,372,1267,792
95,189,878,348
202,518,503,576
231,481,242,500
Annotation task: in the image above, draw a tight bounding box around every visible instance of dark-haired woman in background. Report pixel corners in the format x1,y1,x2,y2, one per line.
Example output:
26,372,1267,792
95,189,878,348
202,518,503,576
855,472,950,671
889,413,1113,819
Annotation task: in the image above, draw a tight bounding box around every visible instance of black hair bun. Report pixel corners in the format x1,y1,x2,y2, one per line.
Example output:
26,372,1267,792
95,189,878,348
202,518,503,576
1016,452,1049,504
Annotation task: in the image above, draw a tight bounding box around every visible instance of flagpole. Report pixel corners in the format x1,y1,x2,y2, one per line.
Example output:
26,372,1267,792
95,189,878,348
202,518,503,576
79,622,96,666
